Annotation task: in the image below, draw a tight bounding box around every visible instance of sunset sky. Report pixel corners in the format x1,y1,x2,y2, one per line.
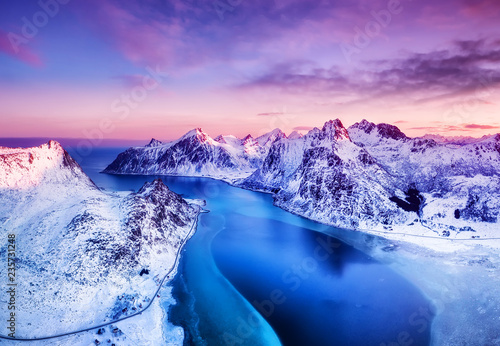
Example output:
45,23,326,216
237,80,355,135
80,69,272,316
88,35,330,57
1,0,500,142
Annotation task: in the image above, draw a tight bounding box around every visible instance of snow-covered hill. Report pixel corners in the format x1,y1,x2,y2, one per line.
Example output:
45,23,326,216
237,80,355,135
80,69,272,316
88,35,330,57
0,140,95,189
103,127,287,182
0,141,199,341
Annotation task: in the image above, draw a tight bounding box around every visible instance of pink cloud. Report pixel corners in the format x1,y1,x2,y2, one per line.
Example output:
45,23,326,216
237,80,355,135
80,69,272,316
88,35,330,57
71,0,214,71
257,112,285,116
72,0,177,68
293,126,315,131
464,124,500,130
408,123,500,135
461,0,500,18
0,30,42,67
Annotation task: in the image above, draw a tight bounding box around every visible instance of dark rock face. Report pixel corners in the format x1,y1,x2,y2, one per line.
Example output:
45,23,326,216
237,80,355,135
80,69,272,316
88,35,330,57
320,119,350,141
103,147,143,173
146,138,163,147
460,191,497,223
240,120,412,229
376,123,409,141
389,189,424,214
214,135,226,144
410,139,437,153
353,119,376,134
349,119,408,141
157,136,234,171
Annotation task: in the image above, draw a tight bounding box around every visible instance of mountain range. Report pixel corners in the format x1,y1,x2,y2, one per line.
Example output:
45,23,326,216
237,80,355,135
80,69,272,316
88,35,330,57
104,119,500,239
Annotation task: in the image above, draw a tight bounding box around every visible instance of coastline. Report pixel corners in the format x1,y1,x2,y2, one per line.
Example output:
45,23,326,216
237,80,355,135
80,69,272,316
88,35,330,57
0,203,203,345
104,170,500,252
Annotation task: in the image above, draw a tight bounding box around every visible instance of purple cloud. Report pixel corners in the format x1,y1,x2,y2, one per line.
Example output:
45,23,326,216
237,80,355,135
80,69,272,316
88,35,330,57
239,38,500,104
293,125,315,131
409,122,500,133
463,124,500,130
461,0,500,19
0,30,42,67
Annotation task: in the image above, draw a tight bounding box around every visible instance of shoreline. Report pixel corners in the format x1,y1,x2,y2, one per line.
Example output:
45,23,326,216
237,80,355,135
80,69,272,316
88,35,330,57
103,170,500,252
0,203,202,344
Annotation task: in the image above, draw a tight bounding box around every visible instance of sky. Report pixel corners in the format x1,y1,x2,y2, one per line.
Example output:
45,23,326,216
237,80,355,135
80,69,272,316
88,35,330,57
1,0,500,143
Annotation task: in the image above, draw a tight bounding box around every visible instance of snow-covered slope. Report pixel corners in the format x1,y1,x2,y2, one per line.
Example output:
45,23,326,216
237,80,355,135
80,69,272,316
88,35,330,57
103,127,287,182
347,120,500,237
0,142,199,340
348,119,500,188
0,140,95,189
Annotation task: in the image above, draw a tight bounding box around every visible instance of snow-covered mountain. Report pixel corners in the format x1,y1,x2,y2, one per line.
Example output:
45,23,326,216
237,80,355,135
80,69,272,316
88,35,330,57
241,120,414,230
347,119,500,236
103,119,500,240
0,140,95,189
418,133,493,145
348,119,500,187
0,141,199,339
103,127,287,181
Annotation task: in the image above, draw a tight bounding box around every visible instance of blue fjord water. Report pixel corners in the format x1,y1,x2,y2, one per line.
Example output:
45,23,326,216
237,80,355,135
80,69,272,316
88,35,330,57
70,147,432,346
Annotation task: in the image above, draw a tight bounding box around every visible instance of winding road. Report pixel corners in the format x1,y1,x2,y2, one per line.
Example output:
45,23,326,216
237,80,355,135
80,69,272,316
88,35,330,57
0,207,202,343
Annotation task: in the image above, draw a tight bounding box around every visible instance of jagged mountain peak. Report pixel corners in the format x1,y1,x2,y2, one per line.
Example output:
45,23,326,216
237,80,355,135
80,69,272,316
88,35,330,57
256,128,287,146
214,135,226,144
376,123,408,141
288,131,303,140
349,120,408,143
138,178,169,195
418,134,493,145
136,179,185,206
242,134,259,149
146,138,163,147
321,119,350,140
46,139,64,151
180,127,213,143
354,119,377,133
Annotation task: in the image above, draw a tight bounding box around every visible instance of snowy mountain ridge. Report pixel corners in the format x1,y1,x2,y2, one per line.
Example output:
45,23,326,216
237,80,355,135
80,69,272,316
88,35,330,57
103,127,289,181
104,120,500,244
0,140,95,189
